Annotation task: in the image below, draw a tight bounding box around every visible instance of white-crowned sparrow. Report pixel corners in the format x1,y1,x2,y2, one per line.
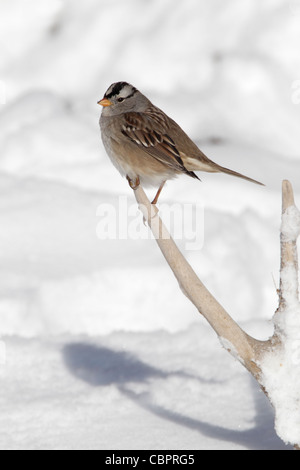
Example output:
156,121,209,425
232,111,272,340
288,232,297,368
98,81,263,204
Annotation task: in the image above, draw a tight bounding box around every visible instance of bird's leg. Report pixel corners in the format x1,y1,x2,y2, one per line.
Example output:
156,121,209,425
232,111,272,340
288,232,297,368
151,181,166,205
127,175,140,190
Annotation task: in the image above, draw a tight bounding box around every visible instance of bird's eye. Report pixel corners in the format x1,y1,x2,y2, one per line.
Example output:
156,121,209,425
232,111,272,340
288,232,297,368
117,97,124,102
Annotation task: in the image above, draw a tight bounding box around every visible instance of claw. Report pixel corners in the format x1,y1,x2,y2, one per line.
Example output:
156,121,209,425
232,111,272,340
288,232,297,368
127,175,140,190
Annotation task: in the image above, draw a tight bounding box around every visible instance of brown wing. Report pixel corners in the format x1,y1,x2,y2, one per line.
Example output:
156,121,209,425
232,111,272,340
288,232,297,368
121,109,199,178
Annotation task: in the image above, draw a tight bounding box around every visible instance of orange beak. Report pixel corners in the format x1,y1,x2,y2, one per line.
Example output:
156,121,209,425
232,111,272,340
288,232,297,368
98,98,112,107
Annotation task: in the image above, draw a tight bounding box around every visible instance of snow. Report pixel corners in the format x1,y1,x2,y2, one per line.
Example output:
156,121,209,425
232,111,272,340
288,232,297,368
281,206,300,242
0,326,286,450
0,0,300,450
260,203,300,447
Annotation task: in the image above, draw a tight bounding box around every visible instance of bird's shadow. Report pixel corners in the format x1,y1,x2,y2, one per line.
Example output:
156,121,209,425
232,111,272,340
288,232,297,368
63,342,290,450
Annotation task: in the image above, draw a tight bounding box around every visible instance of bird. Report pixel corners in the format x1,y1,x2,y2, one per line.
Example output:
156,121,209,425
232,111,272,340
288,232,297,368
98,81,264,204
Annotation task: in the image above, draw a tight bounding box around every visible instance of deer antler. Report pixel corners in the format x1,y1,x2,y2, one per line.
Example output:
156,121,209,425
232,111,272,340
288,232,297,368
131,179,300,448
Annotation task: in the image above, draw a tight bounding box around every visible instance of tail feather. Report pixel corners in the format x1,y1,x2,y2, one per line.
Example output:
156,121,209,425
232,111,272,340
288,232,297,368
184,156,264,186
214,163,264,186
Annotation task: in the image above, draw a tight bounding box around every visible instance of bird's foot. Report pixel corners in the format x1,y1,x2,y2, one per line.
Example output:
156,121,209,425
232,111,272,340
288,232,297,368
127,175,140,190
151,181,166,205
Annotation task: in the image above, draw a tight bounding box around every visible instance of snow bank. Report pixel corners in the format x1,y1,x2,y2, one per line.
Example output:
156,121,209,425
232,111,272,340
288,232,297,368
0,324,286,450
1,0,300,158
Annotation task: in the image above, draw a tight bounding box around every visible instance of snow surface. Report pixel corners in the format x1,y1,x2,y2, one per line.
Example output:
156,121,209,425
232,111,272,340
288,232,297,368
0,0,300,450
